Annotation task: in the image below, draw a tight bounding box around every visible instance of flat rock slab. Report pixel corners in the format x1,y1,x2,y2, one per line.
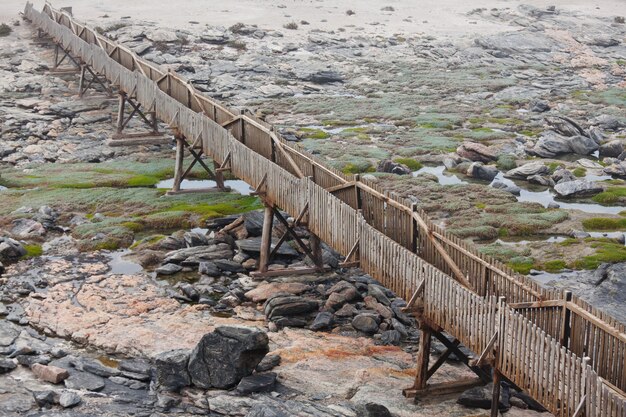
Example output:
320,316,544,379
245,282,310,302
64,371,105,392
236,372,277,394
31,363,69,384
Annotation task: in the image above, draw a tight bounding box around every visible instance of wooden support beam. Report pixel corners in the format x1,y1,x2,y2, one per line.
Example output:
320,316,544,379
215,152,231,173
339,239,360,268
404,378,483,399
471,331,498,367
491,370,501,417
258,204,274,273
412,212,472,290
172,133,185,192
509,300,563,309
413,325,432,391
403,278,425,312
427,339,461,379
269,203,309,260
271,207,319,266
325,181,356,194
431,331,491,383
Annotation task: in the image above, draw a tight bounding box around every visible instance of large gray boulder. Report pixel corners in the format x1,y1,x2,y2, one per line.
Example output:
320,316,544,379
527,132,599,157
188,326,268,389
456,142,496,163
599,140,624,158
604,161,626,178
466,162,498,181
377,159,411,175
504,162,549,180
554,180,603,198
0,237,26,261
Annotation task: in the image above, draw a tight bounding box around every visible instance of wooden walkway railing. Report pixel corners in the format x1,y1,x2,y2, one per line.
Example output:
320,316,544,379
24,3,626,416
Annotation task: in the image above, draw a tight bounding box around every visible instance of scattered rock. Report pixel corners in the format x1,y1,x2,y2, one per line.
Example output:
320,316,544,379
599,140,624,158
31,363,69,384
357,402,393,417
554,180,603,198
255,354,281,372
64,371,106,392
310,311,334,330
0,358,17,374
466,162,498,181
188,326,269,389
504,162,549,179
352,313,380,334
156,263,183,275
59,391,81,408
155,349,191,392
377,159,412,175
457,142,496,163
457,383,510,411
236,372,277,394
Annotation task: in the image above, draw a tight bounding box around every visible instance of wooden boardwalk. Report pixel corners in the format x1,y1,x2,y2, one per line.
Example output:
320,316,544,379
23,3,626,416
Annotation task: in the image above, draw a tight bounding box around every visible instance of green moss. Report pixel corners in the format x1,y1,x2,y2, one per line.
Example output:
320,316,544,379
120,221,144,232
519,129,540,137
299,128,330,139
126,175,162,187
496,154,517,171
22,244,43,259
507,257,535,275
471,127,494,133
547,162,564,174
582,217,626,231
341,162,375,174
592,187,626,205
0,23,12,37
393,158,423,171
572,240,626,270
542,260,566,272
475,202,486,209
572,167,586,178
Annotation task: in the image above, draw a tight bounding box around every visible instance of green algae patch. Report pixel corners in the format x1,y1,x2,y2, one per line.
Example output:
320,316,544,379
542,260,567,272
393,158,422,171
572,167,586,178
582,217,626,231
573,239,626,270
22,244,43,259
298,128,330,139
592,187,626,205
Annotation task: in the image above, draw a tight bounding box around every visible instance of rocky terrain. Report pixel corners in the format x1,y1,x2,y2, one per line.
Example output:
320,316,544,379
0,1,625,416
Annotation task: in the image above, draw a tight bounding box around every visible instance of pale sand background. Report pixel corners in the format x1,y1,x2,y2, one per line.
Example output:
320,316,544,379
1,0,625,39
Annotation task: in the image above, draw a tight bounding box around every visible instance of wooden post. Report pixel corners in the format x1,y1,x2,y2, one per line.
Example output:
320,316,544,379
414,325,432,390
172,133,185,192
116,92,126,133
150,111,159,133
410,203,418,253
560,291,573,348
309,233,323,270
258,205,274,273
491,370,501,417
214,160,225,189
78,64,86,97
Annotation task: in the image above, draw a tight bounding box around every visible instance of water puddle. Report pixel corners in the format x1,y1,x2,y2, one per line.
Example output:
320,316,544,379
0,185,7,191
494,174,624,215
414,165,468,185
492,235,568,246
529,269,580,285
156,178,252,195
306,123,397,135
413,164,623,215
107,250,144,275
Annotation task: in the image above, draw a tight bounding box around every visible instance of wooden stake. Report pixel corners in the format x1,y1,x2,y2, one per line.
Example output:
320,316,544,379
258,204,274,273
491,370,501,417
414,325,432,390
116,92,126,133
172,133,185,192
214,160,225,189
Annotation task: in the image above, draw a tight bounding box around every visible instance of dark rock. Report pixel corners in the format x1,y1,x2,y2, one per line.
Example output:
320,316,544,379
33,390,56,407
236,372,277,394
377,159,411,175
552,168,576,184
256,354,281,372
199,261,221,276
155,349,191,392
466,162,498,181
16,354,50,367
303,70,343,84
352,313,380,334
310,311,334,330
604,161,626,178
214,259,245,273
59,391,81,408
156,263,183,275
264,294,319,320
73,358,120,377
357,402,393,417
545,116,585,137
324,292,348,310
590,115,625,131
599,140,624,158
184,231,209,247
0,237,27,261
457,383,510,411
243,211,265,236
119,359,152,377
64,371,106,391
0,358,17,374
511,390,547,412
159,236,186,250
367,284,391,306
380,330,402,345
530,99,550,113
491,181,521,195
0,322,19,347
236,237,299,257
554,180,603,198
568,135,599,155
188,326,269,389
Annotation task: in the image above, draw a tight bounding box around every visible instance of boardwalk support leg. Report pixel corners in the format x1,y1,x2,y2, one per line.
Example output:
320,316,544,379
78,64,112,97
166,135,226,195
109,92,169,145
491,370,501,417
258,204,274,274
